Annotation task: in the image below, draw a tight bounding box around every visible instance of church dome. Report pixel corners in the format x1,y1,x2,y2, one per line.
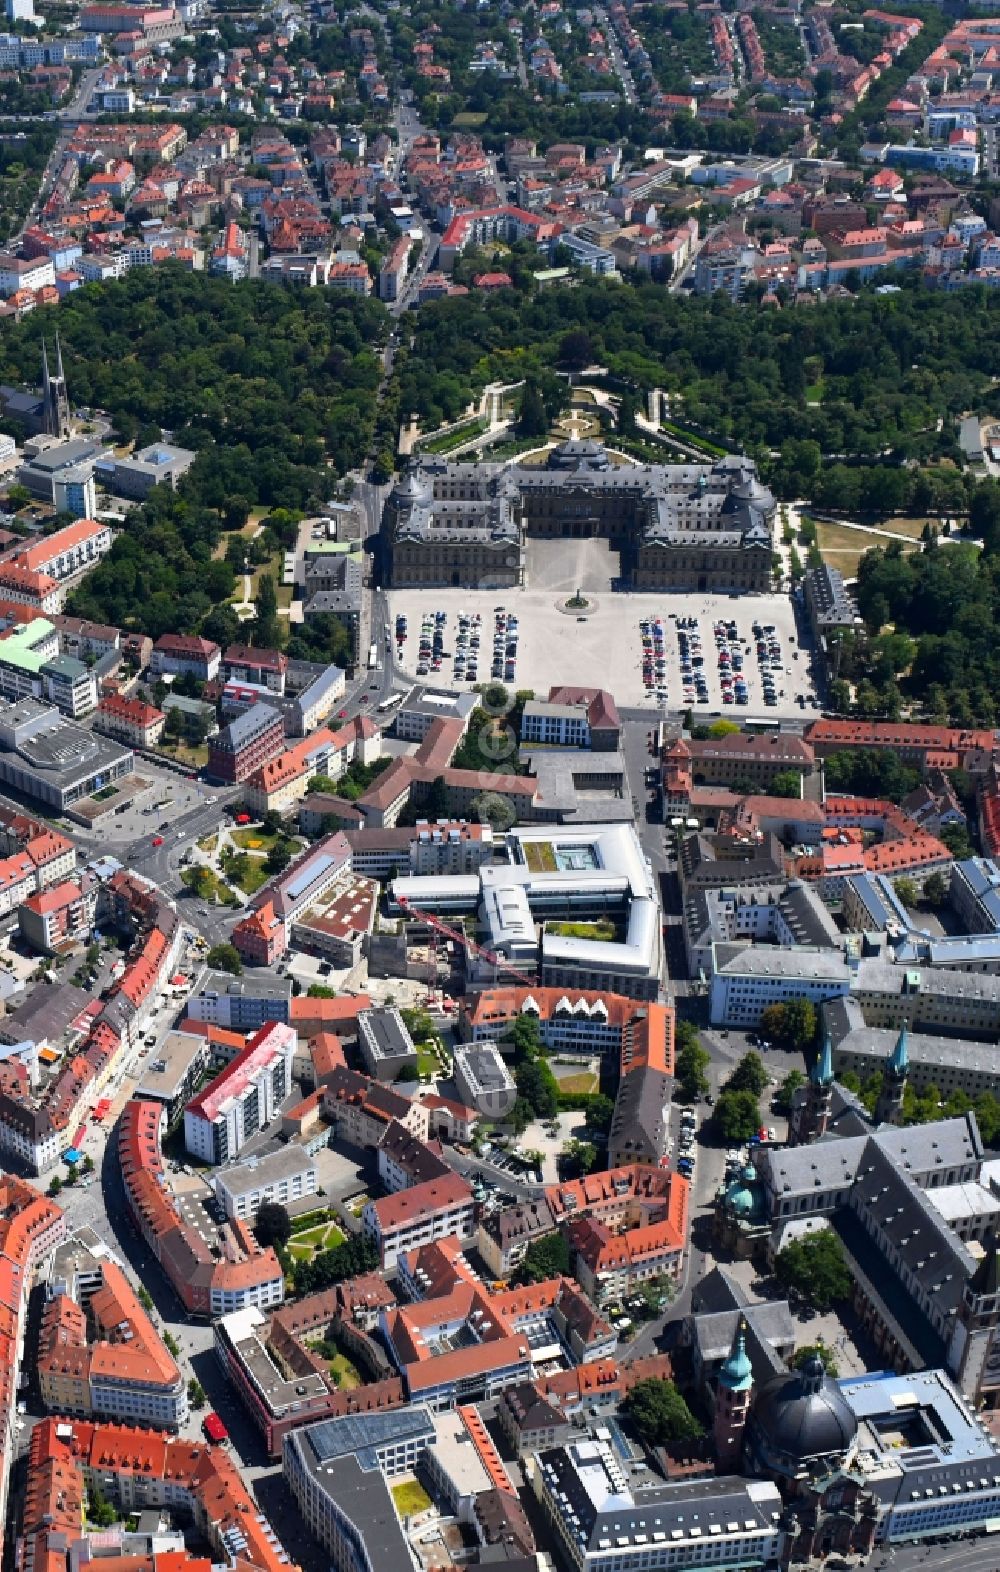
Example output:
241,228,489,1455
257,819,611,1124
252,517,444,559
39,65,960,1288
723,1173,757,1220
750,1355,857,1474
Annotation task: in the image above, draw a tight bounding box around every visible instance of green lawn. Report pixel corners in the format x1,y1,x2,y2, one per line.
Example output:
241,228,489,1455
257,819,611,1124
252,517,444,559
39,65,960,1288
231,827,301,853
180,866,238,906
417,1046,442,1077
288,1219,346,1261
392,1480,433,1517
419,417,488,455
557,1070,599,1094
547,918,616,941
222,853,273,896
327,1352,361,1389
523,841,557,872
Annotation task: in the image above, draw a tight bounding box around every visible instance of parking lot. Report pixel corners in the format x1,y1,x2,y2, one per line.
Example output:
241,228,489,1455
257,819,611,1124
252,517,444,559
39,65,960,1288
386,587,818,718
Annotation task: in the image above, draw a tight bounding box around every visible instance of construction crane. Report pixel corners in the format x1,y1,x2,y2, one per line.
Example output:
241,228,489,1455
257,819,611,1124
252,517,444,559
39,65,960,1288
395,896,537,989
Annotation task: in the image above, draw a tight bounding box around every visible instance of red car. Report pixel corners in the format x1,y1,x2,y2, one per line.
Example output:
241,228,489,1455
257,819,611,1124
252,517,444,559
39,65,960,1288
152,836,164,847
337,708,347,718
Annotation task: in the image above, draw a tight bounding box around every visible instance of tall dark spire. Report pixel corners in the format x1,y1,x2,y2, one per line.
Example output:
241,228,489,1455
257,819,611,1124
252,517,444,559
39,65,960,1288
41,335,70,440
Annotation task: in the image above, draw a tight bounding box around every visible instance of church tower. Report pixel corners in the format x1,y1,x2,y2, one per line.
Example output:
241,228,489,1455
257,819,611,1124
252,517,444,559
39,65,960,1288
714,1318,753,1469
875,1023,909,1127
41,335,70,440
948,1236,1000,1404
793,1028,834,1146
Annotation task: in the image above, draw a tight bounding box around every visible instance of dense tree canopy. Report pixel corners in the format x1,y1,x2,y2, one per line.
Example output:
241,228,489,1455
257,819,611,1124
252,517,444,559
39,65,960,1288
774,1230,852,1310
399,278,1000,495
0,268,387,502
516,1230,570,1284
624,1378,704,1448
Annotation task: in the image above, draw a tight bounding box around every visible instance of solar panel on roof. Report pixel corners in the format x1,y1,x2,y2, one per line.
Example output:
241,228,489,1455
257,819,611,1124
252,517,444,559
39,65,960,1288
284,854,334,902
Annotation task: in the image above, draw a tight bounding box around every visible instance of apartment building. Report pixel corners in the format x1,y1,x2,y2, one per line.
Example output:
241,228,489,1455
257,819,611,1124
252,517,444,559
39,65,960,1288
479,1196,557,1278
220,642,287,693
95,692,166,749
184,1021,296,1164
9,517,113,582
18,875,97,953
186,971,292,1030
536,1436,783,1572
453,1042,516,1119
520,687,621,751
322,1065,423,1151
150,633,221,681
345,819,492,879
213,1146,318,1222
21,1418,290,1572
207,704,286,785
0,1177,65,1530
119,1098,285,1317
362,1171,475,1268
38,1243,186,1427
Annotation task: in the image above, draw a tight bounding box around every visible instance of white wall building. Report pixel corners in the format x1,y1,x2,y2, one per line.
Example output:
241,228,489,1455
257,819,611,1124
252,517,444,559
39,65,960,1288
184,1021,296,1165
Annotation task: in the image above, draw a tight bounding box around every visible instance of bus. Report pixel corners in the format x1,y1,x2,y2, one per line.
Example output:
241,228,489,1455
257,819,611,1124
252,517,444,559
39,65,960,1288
377,693,403,716
368,642,378,670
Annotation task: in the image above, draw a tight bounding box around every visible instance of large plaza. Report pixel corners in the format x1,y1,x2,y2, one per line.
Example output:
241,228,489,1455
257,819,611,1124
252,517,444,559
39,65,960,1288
386,570,819,719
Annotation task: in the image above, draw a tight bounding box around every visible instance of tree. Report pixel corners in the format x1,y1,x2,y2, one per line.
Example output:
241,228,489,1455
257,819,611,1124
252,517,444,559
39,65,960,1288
206,943,241,975
726,1051,768,1098
48,1173,62,1195
774,1229,852,1310
253,573,280,650
515,1056,559,1120
291,1234,379,1295
558,329,595,369
894,875,919,908
6,483,30,510
516,1230,570,1284
510,1014,542,1060
715,1089,762,1143
400,1007,434,1043
187,1377,207,1409
624,1378,704,1448
561,1137,598,1176
88,1488,118,1529
675,1023,710,1102
759,999,816,1054
583,1092,615,1136
923,870,949,908
254,1201,292,1249
469,791,517,831
137,1285,154,1312
518,378,549,437
774,1068,805,1114
163,1330,180,1357
265,840,293,874
791,1342,838,1377
769,770,801,800
307,984,336,998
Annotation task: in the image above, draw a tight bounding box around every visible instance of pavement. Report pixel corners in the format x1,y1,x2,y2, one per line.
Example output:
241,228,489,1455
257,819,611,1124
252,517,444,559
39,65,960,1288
385,575,818,719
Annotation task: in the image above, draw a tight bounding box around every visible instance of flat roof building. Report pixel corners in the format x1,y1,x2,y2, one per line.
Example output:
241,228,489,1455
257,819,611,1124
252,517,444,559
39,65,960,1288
357,1006,417,1084
453,1041,516,1120
0,697,133,810
213,1146,318,1222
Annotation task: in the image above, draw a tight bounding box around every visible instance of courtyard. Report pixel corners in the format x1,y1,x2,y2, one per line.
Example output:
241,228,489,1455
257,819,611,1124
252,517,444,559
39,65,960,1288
387,559,818,718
